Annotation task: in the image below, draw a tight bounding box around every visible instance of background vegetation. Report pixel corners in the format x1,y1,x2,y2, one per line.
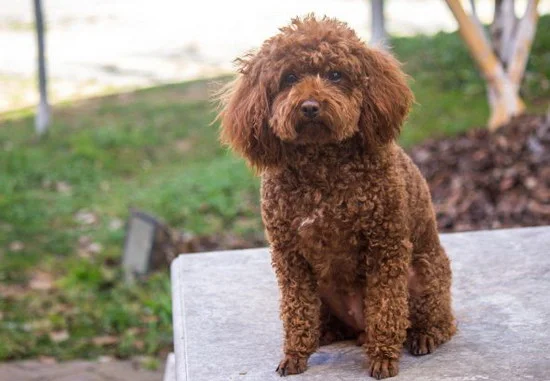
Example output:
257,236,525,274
0,16,548,361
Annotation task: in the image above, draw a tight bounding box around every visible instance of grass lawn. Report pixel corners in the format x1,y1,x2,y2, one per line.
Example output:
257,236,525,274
0,16,549,362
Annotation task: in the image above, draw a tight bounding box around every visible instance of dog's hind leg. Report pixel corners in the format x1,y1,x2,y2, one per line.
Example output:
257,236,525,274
407,232,456,356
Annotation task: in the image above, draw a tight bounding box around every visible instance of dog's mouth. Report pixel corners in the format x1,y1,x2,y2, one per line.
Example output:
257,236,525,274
295,121,328,133
293,121,334,144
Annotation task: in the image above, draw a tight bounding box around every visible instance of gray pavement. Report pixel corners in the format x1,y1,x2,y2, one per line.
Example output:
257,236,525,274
0,359,163,381
171,226,550,380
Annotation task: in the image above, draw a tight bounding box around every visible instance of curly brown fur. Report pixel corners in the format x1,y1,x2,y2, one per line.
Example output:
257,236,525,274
218,15,456,379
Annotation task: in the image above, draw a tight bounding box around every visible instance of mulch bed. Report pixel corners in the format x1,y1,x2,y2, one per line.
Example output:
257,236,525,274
174,113,550,255
409,113,550,232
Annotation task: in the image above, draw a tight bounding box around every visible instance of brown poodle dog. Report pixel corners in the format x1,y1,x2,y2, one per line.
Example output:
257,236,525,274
218,16,456,379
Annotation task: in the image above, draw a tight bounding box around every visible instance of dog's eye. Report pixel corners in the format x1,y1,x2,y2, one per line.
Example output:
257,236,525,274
283,73,298,85
327,71,342,82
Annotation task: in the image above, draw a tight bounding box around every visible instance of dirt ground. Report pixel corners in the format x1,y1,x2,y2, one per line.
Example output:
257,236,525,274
0,359,164,381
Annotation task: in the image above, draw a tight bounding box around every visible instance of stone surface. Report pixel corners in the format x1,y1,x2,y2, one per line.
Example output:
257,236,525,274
163,353,176,381
0,360,163,381
171,226,550,381
123,212,157,279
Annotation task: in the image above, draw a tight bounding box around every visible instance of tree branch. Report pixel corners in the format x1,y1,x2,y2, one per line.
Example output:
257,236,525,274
445,0,504,91
507,0,540,89
445,0,525,130
491,0,517,68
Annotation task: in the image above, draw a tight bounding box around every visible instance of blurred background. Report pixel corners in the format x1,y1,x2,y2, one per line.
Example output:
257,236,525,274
0,0,549,377
2,0,549,111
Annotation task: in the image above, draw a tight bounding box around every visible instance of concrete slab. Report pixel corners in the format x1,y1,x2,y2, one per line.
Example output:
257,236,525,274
171,226,550,380
163,353,176,381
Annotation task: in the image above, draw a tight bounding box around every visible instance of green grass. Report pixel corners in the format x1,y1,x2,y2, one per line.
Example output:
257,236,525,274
0,16,549,361
0,78,260,361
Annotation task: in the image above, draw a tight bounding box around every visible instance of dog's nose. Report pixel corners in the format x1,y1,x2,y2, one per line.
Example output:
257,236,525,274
300,100,320,119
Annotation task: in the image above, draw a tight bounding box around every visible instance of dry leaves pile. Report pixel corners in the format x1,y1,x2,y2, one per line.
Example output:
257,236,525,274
173,114,550,255
152,227,265,265
410,114,550,232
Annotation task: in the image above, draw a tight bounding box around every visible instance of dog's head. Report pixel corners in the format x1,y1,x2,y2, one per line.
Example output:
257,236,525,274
218,15,413,170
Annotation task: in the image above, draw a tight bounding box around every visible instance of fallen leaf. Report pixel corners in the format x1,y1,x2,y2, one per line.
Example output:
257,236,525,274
98,356,114,363
9,241,24,252
74,210,99,225
38,356,57,365
0,284,27,298
126,327,143,336
109,218,123,231
87,242,103,254
55,181,72,195
52,303,74,314
29,271,54,291
49,330,70,343
141,315,159,324
175,139,193,153
92,335,119,346
78,235,92,247
78,236,103,257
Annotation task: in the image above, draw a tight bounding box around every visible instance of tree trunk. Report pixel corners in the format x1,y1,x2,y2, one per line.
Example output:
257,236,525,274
445,0,539,130
507,0,539,89
33,0,50,136
370,0,387,46
491,0,517,68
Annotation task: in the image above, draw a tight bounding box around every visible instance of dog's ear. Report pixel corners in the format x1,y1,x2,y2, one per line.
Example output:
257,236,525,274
217,58,285,171
357,47,413,150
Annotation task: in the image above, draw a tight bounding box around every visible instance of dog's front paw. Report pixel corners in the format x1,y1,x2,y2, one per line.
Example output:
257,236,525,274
368,357,399,380
276,354,308,376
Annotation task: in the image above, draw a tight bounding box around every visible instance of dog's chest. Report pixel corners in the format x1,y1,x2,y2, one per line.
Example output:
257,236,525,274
271,177,372,287
293,200,365,287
